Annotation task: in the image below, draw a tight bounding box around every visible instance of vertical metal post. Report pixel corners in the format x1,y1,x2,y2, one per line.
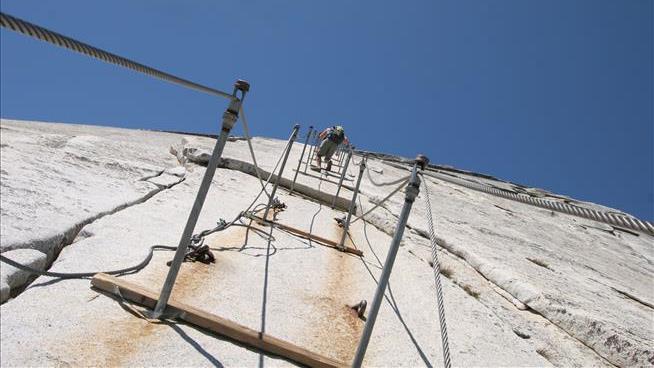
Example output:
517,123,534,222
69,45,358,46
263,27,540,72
337,145,351,175
153,80,250,318
261,124,300,221
290,126,313,193
305,131,319,172
351,155,429,368
332,147,353,207
337,156,366,248
340,144,347,161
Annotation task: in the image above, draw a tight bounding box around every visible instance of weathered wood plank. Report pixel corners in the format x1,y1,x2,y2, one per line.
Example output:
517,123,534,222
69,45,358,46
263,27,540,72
91,273,346,368
247,214,363,256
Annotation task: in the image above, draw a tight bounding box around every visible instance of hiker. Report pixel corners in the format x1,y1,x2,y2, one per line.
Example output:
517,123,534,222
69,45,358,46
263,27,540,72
315,125,349,171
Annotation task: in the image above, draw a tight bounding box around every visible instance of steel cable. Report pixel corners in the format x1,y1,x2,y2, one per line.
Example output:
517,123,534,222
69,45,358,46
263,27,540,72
0,12,233,100
422,170,654,236
0,245,176,279
421,174,453,368
239,106,271,198
366,166,411,187
0,130,294,281
351,178,409,224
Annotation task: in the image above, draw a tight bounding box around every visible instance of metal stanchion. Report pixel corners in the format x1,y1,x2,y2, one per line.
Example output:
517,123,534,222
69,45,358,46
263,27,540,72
351,154,429,368
153,80,250,318
337,155,367,249
261,124,300,221
305,131,319,173
290,126,313,193
337,144,352,175
332,147,353,207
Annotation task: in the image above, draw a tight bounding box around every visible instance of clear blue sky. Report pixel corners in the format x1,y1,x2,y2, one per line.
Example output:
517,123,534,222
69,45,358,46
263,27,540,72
1,1,652,220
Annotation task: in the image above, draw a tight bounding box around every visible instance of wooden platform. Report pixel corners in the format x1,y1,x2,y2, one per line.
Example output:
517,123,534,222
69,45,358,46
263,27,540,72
91,273,346,368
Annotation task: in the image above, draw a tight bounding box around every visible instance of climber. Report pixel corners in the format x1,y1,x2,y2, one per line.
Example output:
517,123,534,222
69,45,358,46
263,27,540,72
314,125,349,171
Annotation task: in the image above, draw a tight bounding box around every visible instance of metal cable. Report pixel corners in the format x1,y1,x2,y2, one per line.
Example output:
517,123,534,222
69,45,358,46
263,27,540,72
421,170,654,236
0,245,176,279
0,131,295,280
366,166,411,187
351,178,409,224
239,106,271,198
421,175,452,368
0,12,233,100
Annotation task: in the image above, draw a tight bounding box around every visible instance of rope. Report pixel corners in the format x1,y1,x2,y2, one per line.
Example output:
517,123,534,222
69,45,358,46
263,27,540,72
421,175,452,368
351,178,409,224
0,12,233,100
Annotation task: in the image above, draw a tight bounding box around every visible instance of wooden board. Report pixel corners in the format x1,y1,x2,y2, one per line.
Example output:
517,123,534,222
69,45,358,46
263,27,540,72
247,214,363,256
91,273,346,368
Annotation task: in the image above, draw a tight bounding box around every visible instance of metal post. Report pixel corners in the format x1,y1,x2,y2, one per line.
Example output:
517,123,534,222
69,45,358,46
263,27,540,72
261,124,300,221
332,147,353,207
337,156,366,248
337,145,352,175
153,80,250,318
351,154,429,368
338,144,346,162
291,126,313,193
305,131,319,173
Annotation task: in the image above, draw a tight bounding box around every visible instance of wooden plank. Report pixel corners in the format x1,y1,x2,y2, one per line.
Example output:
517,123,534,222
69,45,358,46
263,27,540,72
91,273,346,368
248,214,363,256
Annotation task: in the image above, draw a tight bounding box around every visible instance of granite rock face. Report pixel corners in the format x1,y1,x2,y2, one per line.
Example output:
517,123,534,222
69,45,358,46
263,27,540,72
1,119,652,367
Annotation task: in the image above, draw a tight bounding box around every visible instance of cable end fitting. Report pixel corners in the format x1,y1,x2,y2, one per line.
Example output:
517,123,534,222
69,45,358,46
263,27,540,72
234,79,250,93
415,154,429,170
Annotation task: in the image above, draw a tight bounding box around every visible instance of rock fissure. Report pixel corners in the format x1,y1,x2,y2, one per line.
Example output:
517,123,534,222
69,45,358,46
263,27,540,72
1,174,186,304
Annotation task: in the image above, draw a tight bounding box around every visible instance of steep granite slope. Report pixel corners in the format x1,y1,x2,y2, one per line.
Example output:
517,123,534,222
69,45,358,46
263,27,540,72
1,119,652,367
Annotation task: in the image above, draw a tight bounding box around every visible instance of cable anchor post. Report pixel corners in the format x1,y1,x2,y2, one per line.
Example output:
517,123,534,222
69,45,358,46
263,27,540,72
332,146,354,208
351,154,428,368
337,154,366,250
152,80,250,319
261,124,300,222
305,130,319,172
290,125,313,193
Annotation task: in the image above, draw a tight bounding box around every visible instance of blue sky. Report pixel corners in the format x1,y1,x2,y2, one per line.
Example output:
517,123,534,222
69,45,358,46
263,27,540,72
1,1,652,220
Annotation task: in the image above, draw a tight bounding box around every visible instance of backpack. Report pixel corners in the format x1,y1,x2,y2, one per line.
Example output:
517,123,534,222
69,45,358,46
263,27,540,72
327,127,345,144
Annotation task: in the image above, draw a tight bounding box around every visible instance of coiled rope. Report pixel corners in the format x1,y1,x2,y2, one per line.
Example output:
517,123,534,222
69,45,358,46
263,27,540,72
421,175,452,368
0,12,233,100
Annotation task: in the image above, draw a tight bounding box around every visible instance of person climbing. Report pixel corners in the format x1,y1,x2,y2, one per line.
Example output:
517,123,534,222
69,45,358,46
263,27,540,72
314,125,349,171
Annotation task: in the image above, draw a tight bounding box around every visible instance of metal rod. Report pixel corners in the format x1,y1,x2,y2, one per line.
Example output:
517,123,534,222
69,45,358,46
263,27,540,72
337,145,352,174
338,144,345,163
290,126,313,193
337,156,367,249
351,155,428,368
332,147,353,207
261,124,300,221
305,131,319,173
153,80,250,318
